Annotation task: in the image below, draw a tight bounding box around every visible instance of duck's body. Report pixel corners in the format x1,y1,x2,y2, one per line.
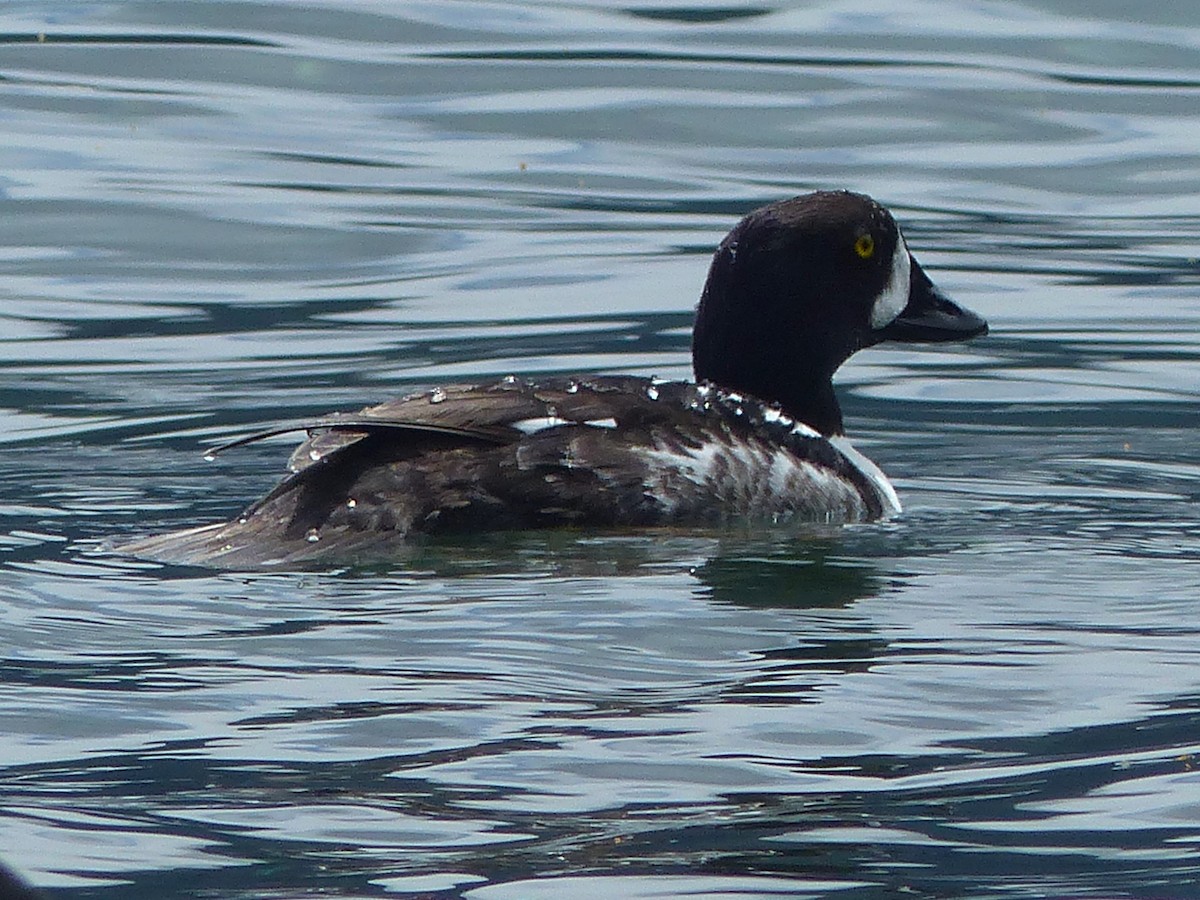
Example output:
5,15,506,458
125,376,901,566
124,191,987,567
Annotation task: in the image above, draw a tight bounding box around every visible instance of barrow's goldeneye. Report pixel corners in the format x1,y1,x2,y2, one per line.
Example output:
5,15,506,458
123,190,987,566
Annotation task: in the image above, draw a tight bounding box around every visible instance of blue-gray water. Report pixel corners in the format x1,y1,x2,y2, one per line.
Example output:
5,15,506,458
2,2,1200,897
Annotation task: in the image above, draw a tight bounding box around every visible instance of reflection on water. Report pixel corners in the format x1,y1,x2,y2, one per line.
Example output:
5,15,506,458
2,1,1200,898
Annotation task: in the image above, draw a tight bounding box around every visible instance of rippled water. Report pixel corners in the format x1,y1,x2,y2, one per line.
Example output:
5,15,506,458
2,2,1200,897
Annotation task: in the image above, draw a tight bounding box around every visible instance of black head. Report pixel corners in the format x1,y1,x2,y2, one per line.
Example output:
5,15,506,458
691,190,987,435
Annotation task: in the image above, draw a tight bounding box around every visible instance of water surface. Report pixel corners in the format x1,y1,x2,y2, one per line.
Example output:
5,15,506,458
2,1,1200,897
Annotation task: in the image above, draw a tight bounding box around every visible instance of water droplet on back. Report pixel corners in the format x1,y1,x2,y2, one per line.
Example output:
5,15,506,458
305,528,321,543
429,388,446,404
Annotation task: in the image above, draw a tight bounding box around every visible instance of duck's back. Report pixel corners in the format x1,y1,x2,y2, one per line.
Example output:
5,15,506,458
123,376,898,567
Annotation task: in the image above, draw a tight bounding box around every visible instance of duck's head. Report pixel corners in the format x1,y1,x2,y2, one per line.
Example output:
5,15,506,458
691,190,987,436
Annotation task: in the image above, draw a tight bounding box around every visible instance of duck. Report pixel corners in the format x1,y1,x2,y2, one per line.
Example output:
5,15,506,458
122,190,987,566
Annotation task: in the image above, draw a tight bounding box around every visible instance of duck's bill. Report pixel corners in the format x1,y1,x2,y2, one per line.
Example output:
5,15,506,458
877,258,988,343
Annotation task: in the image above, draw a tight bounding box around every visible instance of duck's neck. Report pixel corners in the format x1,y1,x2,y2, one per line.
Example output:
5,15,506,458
780,379,844,437
691,260,849,436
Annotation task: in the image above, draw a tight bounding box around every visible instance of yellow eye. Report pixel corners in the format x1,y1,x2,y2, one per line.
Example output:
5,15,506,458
854,233,875,259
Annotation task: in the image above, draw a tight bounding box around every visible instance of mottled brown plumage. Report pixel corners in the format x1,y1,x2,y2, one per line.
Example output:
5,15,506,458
122,376,889,566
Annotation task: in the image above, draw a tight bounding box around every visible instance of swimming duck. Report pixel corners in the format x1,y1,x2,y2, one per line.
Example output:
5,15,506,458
124,190,987,566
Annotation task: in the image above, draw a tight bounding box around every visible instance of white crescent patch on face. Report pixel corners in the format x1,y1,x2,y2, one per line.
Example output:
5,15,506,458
870,232,911,330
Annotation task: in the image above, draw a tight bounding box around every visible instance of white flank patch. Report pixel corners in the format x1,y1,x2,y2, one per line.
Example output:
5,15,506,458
829,435,902,517
637,437,864,520
642,441,731,487
870,233,911,330
765,451,831,497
